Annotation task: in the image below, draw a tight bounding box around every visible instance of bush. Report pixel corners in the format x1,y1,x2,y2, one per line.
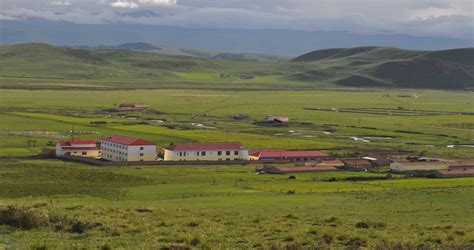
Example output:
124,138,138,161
69,220,102,234
0,206,47,230
355,222,370,229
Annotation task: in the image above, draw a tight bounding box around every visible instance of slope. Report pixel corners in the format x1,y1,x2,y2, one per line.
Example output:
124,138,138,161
291,47,474,89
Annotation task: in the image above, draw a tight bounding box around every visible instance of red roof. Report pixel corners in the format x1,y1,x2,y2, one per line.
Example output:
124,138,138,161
447,161,474,168
270,165,337,173
318,160,345,166
102,135,154,146
252,150,329,158
59,140,97,147
167,142,243,151
62,147,99,151
436,169,474,175
343,159,372,166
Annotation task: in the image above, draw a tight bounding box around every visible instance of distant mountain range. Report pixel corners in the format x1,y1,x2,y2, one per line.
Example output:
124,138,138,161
1,18,473,56
0,43,472,90
72,42,284,62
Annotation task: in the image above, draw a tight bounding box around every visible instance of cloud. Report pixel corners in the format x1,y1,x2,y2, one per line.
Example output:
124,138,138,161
111,1,139,8
51,0,70,5
110,0,177,8
0,0,472,39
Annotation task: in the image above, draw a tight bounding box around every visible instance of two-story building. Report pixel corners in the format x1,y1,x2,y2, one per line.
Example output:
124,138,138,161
55,140,100,158
101,135,156,162
163,142,249,161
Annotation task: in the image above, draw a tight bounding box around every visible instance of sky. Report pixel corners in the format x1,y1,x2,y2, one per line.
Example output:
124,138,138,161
1,0,473,39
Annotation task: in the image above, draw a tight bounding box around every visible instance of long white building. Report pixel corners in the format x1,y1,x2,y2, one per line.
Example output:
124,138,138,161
163,142,248,161
101,135,156,162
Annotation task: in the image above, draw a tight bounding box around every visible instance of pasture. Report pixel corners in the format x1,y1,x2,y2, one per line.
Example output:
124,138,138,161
0,87,473,248
0,160,473,249
0,88,472,158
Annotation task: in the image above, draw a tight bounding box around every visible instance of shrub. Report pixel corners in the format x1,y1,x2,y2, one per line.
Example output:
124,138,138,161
0,206,47,230
69,220,102,234
355,222,370,229
186,221,199,227
190,237,200,246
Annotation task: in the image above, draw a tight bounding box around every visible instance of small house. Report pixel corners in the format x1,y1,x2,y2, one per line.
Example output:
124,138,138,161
447,161,474,170
390,161,449,173
249,150,329,161
118,103,149,112
262,165,338,174
432,169,474,178
266,115,289,123
56,140,100,158
342,159,372,169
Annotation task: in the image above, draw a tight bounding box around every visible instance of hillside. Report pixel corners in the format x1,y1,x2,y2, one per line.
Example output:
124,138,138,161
291,47,474,89
0,43,472,90
75,42,283,62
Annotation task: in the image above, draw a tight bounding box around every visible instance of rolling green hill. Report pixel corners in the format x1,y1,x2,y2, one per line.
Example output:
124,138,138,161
77,42,284,62
292,47,474,89
0,43,472,90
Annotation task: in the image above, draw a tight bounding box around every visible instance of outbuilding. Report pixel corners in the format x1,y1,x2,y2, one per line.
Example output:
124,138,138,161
249,150,329,161
432,169,474,178
55,140,100,158
390,161,449,173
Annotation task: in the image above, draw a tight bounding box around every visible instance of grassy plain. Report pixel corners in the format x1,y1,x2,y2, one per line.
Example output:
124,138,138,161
0,88,472,158
0,160,473,249
0,45,473,248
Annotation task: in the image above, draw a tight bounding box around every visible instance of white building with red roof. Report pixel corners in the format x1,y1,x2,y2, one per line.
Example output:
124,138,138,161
56,140,100,158
163,142,248,161
101,135,156,162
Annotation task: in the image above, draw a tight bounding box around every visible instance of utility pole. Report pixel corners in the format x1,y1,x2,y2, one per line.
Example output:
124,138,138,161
71,123,75,141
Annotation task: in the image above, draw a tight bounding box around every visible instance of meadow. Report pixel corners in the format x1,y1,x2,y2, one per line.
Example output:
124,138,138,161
0,44,474,249
0,159,473,249
0,88,472,159
0,78,473,248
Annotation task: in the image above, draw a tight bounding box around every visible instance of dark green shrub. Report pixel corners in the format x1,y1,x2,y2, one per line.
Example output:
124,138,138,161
0,206,47,230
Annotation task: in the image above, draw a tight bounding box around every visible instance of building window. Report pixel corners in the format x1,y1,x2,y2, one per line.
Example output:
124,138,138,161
234,151,239,155
140,147,144,150
201,151,206,156
226,151,230,156
140,153,144,156
197,151,200,156
218,151,222,156
82,152,87,156
179,152,182,157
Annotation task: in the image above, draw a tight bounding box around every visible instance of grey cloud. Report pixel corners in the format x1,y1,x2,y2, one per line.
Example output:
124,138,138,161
0,0,472,39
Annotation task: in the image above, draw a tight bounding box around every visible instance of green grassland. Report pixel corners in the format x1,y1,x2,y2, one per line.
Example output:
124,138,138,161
1,43,473,90
0,160,473,249
0,88,472,158
0,43,473,248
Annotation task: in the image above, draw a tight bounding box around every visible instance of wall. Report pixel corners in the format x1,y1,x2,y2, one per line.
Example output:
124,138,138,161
164,149,248,161
101,140,156,162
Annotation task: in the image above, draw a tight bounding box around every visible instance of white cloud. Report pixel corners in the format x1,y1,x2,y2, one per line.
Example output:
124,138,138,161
110,0,176,8
111,1,139,8
51,0,70,5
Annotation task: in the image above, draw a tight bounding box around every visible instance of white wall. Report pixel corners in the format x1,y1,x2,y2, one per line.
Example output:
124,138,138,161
100,140,156,161
164,148,248,161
